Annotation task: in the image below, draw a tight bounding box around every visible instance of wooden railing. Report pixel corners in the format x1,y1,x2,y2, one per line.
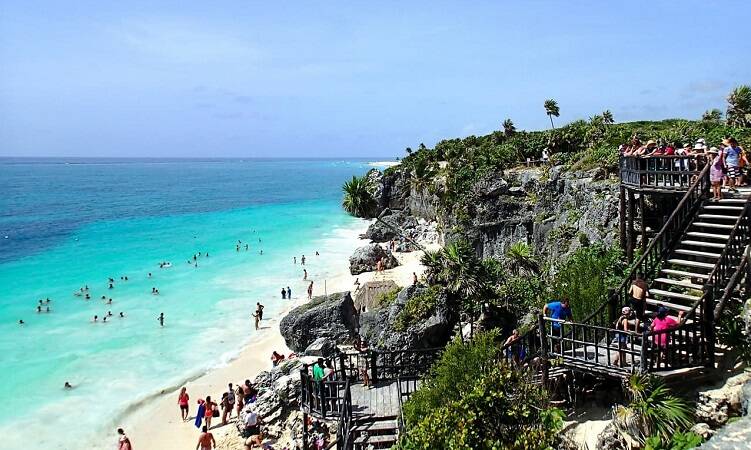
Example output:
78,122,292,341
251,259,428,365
585,162,711,328
705,201,751,306
334,348,441,384
619,155,706,190
335,380,353,450
299,366,348,418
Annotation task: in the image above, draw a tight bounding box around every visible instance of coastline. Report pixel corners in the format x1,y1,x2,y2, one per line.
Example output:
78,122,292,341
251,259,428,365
125,222,435,450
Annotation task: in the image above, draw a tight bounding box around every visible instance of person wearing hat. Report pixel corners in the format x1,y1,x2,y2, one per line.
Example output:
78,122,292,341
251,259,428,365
650,306,684,367
723,137,743,192
613,306,639,368
708,147,725,201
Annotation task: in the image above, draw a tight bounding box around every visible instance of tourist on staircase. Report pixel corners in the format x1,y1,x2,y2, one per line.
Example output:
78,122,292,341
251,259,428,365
649,306,685,368
628,274,649,320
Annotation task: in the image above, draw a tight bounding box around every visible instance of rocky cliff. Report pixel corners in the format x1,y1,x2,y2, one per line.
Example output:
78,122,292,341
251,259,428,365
370,164,620,264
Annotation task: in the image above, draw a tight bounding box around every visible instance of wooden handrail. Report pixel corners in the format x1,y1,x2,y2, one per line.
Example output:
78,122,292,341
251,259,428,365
713,245,750,318
583,162,711,324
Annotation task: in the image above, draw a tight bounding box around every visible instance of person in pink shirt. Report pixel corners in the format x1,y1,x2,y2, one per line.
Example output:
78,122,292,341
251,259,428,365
650,306,684,366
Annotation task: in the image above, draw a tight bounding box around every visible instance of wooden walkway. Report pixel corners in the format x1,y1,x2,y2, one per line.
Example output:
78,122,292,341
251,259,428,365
349,380,402,418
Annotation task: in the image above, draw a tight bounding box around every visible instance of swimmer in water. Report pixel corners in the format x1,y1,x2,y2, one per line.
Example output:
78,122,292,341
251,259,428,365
85,293,91,300
64,382,73,389
259,250,263,255
19,320,24,325
107,311,113,317
103,317,107,323
119,312,124,318
157,313,164,327
37,306,42,313
101,296,106,300
93,315,98,322
46,306,50,312
148,272,152,278
109,283,114,289
107,298,112,305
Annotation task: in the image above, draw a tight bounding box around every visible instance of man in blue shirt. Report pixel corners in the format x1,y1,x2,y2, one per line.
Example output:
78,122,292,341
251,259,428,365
543,297,573,351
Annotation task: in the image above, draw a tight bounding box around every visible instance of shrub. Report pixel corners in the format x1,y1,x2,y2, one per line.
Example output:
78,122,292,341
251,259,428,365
373,287,401,308
394,285,442,331
399,331,563,449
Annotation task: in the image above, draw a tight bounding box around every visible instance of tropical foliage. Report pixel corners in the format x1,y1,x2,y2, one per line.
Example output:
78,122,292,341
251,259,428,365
399,332,564,450
613,374,694,445
341,175,377,218
727,84,751,127
544,99,560,129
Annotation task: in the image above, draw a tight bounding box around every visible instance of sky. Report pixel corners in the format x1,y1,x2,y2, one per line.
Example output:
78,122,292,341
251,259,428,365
1,1,750,158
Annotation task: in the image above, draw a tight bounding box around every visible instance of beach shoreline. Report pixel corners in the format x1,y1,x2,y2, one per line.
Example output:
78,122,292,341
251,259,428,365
124,222,435,450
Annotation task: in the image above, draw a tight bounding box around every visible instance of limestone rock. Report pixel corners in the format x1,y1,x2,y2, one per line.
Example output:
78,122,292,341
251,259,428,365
349,244,399,275
696,371,751,427
304,337,336,357
363,209,418,243
280,291,359,352
595,422,628,450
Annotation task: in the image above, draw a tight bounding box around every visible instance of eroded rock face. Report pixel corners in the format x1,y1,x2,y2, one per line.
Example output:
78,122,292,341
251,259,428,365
348,244,399,275
359,285,455,350
363,209,419,243
280,292,359,352
696,371,751,427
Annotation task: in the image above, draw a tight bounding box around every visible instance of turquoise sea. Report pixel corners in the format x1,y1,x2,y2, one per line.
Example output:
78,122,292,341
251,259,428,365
0,158,373,449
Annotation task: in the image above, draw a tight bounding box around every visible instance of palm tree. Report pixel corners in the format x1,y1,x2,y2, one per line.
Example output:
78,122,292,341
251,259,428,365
410,158,437,193
405,147,413,155
504,242,540,276
602,110,614,125
544,99,560,129
342,175,377,218
702,109,723,123
612,374,693,445
726,85,751,127
502,119,516,137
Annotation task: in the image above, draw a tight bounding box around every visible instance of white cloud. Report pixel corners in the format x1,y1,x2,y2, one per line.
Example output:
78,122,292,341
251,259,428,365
109,18,261,64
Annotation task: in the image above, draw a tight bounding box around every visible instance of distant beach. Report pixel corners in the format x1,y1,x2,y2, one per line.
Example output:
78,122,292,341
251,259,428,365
368,160,400,168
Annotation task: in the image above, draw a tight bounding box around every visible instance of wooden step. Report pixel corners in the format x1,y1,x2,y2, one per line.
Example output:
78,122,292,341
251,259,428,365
674,249,721,258
680,240,727,249
661,269,710,280
646,298,693,312
667,259,715,270
685,231,731,240
698,214,739,220
352,420,398,433
650,288,701,302
653,278,704,290
718,198,749,204
691,222,735,230
354,434,397,447
703,205,744,212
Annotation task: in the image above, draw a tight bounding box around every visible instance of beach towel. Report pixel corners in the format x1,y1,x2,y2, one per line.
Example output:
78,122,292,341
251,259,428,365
194,403,205,428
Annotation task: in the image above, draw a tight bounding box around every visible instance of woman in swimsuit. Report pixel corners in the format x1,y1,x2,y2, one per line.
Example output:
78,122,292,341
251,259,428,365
204,395,216,429
178,387,190,421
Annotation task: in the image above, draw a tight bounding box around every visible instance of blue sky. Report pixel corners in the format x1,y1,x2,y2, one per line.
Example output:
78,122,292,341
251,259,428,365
1,1,750,157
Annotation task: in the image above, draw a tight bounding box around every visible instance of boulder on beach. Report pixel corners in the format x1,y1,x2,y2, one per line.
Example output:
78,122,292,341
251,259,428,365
348,244,399,275
279,291,359,352
363,209,418,243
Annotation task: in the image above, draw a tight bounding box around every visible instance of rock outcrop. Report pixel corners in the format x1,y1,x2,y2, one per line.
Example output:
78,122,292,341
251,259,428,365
280,292,359,352
359,285,455,350
349,244,399,275
363,209,418,243
696,370,751,428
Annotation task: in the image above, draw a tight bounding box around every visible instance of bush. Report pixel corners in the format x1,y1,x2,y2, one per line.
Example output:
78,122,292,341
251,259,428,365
399,331,563,450
374,287,401,308
394,285,442,331
551,244,627,319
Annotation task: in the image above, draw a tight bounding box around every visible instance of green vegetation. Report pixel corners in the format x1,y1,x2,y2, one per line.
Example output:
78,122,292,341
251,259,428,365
385,85,751,221
393,285,442,331
613,374,695,446
373,287,401,308
399,332,564,450
552,244,627,319
342,175,377,218
644,431,703,450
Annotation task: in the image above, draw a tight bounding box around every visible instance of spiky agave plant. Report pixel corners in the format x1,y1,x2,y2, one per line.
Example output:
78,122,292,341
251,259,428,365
612,374,693,444
504,242,540,276
342,175,376,218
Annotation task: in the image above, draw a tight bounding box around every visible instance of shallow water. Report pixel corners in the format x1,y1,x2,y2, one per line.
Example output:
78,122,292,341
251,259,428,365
0,158,371,449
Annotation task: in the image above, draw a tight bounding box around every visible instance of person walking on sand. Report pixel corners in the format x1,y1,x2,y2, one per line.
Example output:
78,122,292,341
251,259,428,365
256,303,264,321
307,281,314,300
293,256,296,264
157,313,164,327
301,255,306,265
178,387,190,421
117,428,132,450
303,268,307,280
226,383,235,420
203,396,216,429
235,384,245,417
196,425,216,450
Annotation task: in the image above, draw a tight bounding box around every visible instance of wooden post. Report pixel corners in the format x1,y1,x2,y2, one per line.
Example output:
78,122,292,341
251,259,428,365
338,352,346,381
703,289,716,368
639,329,649,373
538,314,549,387
619,186,627,252
607,288,616,327
370,350,378,385
639,193,647,255
627,190,636,262
302,412,309,450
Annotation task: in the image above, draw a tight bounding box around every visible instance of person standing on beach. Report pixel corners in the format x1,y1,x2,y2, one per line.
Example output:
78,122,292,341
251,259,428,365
226,383,235,420
256,303,264,321
413,272,418,286
307,281,314,300
235,384,245,416
157,313,164,327
252,311,260,330
203,396,216,429
293,256,297,264
301,255,306,265
287,286,291,299
178,387,190,421
196,425,215,450
303,269,307,280
117,428,132,450
281,288,286,299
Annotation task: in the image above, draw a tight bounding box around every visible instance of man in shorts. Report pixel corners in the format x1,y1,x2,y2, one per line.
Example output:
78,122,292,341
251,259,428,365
723,138,743,192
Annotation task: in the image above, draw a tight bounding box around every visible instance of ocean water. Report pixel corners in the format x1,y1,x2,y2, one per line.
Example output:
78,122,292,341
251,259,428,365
0,158,373,449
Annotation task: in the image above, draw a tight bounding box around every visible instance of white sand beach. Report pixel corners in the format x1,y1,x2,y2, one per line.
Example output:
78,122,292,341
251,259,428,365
368,161,401,168
125,239,434,450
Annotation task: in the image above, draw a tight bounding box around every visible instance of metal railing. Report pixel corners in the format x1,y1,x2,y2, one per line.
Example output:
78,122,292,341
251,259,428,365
619,155,706,190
